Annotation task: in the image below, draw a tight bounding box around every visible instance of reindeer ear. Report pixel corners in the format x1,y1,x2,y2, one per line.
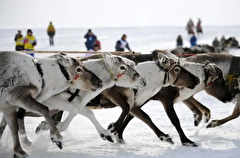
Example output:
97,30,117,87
159,55,171,68
157,53,165,60
56,53,73,67
205,64,217,76
204,60,210,66
102,52,112,60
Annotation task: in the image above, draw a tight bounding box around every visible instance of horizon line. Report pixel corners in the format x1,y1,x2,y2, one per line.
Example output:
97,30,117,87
0,24,240,30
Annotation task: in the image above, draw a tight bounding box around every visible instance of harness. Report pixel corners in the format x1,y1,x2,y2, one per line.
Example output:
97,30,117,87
66,89,80,102
226,56,240,96
158,63,179,85
203,68,219,87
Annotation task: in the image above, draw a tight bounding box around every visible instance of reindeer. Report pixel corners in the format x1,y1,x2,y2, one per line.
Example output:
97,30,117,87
84,50,233,147
0,51,103,158
0,52,147,147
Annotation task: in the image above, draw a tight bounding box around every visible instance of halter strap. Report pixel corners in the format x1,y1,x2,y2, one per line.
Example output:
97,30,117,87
66,89,80,102
58,63,70,80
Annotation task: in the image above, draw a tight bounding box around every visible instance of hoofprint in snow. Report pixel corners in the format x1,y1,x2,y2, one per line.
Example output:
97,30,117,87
1,26,240,158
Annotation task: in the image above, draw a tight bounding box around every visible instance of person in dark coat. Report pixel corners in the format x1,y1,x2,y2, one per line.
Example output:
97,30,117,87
115,34,132,52
14,30,24,50
212,37,220,47
196,18,203,35
84,29,97,51
176,35,183,47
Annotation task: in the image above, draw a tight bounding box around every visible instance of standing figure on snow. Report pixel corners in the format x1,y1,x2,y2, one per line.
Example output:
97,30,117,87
186,18,194,35
84,29,97,51
190,33,197,47
47,21,55,46
14,30,24,51
24,29,37,57
212,37,220,48
196,18,203,35
176,35,183,47
115,34,132,52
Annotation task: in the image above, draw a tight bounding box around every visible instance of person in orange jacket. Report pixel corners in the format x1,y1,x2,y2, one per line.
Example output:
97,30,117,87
47,21,55,46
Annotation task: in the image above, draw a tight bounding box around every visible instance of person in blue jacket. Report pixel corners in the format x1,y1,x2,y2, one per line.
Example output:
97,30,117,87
84,29,97,51
190,33,197,47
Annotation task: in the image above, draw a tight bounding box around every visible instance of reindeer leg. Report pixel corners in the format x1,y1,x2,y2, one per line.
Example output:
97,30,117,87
188,96,211,124
162,100,198,147
207,98,240,128
4,109,28,158
183,98,203,126
130,106,174,145
0,116,7,141
103,88,132,134
18,118,32,146
114,113,134,144
17,95,62,149
79,106,113,142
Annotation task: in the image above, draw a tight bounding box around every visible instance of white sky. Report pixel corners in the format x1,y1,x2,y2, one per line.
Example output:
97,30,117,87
0,0,240,28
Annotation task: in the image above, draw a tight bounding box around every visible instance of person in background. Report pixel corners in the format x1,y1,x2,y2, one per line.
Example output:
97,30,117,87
89,43,100,52
186,18,194,35
196,18,203,35
24,29,37,57
220,36,226,46
115,34,132,52
176,35,183,47
84,29,97,51
190,33,197,47
14,30,24,50
212,37,220,47
94,37,101,50
47,21,55,46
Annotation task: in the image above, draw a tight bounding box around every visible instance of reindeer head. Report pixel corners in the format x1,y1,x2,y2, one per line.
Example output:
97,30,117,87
158,55,200,89
51,52,103,91
204,62,233,103
102,52,147,88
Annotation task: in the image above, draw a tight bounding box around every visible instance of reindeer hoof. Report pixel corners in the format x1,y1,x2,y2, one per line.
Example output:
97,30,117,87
100,134,114,142
194,120,200,127
159,134,174,145
35,121,49,134
13,151,29,158
114,132,125,144
206,120,219,128
51,138,63,149
182,141,198,147
107,122,115,133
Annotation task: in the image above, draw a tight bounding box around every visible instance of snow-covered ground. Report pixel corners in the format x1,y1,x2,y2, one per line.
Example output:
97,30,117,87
1,26,240,158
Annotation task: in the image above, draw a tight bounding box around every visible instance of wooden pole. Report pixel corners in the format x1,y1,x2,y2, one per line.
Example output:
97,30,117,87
0,51,140,55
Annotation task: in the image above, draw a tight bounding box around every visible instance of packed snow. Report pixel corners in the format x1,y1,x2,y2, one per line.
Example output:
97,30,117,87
0,26,240,158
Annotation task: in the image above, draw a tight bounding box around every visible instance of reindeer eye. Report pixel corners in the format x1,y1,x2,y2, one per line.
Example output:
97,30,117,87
173,66,181,74
75,66,83,73
217,78,223,83
120,66,126,70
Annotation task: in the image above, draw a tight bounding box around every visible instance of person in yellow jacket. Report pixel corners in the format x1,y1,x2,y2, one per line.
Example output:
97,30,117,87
47,21,55,46
24,29,37,57
14,30,24,50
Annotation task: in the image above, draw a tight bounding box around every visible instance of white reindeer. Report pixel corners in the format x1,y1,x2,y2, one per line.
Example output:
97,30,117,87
0,51,103,158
